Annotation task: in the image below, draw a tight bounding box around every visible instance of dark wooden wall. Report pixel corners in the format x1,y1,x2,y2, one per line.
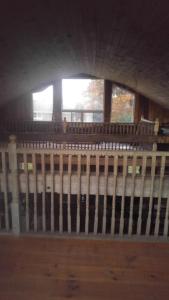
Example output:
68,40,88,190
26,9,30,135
148,100,169,123
134,94,169,123
0,93,33,121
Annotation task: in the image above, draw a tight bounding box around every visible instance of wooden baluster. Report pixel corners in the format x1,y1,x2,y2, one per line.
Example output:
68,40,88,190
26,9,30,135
9,135,20,235
85,155,90,235
111,124,113,134
59,154,63,233
154,118,159,136
1,152,9,231
63,117,67,134
111,155,118,235
116,124,118,135
123,124,125,135
164,189,169,237
50,154,54,232
154,155,166,236
24,153,29,232
126,124,128,135
42,153,46,232
76,155,81,234
137,155,147,235
146,155,156,236
68,154,71,233
128,155,137,235
119,124,121,135
94,155,99,234
102,155,108,234
32,153,37,232
119,155,127,235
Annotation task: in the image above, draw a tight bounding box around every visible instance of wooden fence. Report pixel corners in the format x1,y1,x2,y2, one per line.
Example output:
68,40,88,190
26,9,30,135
0,135,169,239
0,120,156,136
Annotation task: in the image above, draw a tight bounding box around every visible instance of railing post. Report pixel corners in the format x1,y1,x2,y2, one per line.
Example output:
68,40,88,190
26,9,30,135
154,118,159,135
153,119,159,151
63,117,67,134
8,135,20,235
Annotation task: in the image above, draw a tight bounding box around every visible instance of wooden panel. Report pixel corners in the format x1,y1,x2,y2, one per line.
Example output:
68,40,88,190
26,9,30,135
0,236,169,300
104,80,112,122
149,99,169,123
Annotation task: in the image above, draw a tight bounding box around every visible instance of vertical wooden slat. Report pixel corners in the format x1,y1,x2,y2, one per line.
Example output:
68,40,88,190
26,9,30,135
164,190,169,237
32,153,37,232
137,155,147,235
76,154,81,234
102,155,108,234
154,155,166,236
59,154,63,233
128,155,137,235
119,155,127,235
146,155,156,236
94,155,99,234
111,155,118,235
50,154,54,232
1,151,9,231
67,154,71,233
42,153,46,232
24,153,29,232
163,157,169,237
85,155,90,235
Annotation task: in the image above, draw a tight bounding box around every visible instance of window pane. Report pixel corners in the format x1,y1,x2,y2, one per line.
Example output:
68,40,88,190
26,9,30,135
33,86,53,121
83,113,93,122
62,79,104,110
111,86,135,123
71,112,82,122
93,112,103,122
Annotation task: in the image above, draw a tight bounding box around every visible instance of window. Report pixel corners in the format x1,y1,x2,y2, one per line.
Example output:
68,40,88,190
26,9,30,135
111,86,135,123
32,85,53,121
62,79,104,122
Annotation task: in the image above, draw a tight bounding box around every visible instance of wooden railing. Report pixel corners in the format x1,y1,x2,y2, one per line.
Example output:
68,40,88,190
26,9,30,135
0,136,169,239
17,141,152,151
0,120,162,148
0,120,156,136
65,121,155,135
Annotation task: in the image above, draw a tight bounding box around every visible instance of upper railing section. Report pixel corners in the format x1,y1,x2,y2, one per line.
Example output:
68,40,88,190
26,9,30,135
0,119,161,146
0,119,156,135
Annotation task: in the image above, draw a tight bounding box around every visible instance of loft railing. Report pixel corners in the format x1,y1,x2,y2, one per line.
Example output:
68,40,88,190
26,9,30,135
0,119,162,147
65,121,155,135
0,135,169,240
0,119,157,136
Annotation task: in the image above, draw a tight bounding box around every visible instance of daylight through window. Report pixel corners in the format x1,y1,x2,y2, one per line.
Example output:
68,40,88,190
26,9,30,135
62,79,104,122
33,85,53,121
111,86,135,123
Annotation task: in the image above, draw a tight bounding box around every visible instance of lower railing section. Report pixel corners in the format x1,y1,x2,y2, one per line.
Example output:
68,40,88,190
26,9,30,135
0,139,169,239
18,192,169,237
0,192,12,232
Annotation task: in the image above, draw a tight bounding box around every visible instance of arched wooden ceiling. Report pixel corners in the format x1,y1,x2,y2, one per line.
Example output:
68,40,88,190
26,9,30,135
0,0,169,107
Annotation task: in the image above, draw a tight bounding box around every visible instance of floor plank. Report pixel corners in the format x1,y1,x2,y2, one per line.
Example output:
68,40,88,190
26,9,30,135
0,236,169,300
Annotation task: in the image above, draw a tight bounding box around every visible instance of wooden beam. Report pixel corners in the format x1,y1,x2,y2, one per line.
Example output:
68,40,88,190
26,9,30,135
104,80,112,123
53,79,62,122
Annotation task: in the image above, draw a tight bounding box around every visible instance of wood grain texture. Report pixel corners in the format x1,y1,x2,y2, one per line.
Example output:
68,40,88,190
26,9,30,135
0,236,169,300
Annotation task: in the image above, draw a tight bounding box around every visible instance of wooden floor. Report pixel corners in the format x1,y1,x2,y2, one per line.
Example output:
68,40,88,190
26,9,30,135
0,236,169,300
